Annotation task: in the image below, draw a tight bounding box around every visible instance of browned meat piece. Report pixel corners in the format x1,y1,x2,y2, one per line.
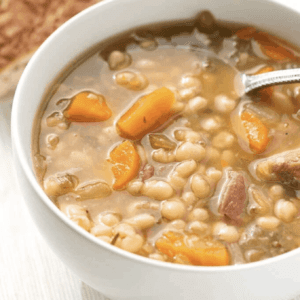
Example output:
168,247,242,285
140,164,155,181
255,149,300,189
211,169,247,226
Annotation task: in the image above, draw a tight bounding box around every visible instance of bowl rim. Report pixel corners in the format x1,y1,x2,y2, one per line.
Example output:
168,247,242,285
11,0,300,273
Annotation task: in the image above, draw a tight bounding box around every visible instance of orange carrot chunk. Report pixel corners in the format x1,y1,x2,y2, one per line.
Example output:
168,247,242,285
156,232,229,266
65,91,112,122
116,87,176,140
241,111,270,154
236,27,297,61
109,140,140,190
254,32,297,61
235,26,257,40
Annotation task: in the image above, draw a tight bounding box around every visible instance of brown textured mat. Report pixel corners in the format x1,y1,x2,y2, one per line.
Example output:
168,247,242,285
0,0,101,98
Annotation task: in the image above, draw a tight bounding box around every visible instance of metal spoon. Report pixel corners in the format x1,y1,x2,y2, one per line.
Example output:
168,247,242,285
189,47,300,97
239,68,300,95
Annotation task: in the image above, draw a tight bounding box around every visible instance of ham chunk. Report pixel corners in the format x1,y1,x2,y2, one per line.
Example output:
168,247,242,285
255,149,300,189
211,169,247,226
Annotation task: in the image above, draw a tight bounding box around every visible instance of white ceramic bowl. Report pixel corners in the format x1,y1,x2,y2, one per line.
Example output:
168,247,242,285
11,0,300,299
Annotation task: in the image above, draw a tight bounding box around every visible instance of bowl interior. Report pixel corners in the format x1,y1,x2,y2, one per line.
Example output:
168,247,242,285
11,0,300,270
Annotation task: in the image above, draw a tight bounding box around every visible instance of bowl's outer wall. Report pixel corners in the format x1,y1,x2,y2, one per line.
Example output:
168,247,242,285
12,0,300,299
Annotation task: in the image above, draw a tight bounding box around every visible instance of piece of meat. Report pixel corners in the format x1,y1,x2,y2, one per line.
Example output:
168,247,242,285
255,149,300,189
140,164,154,181
211,169,247,226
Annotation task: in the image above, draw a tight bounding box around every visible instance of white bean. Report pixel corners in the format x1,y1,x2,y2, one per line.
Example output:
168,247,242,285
126,214,156,230
188,221,210,234
172,101,185,113
113,223,136,238
152,149,176,163
212,222,240,243
142,180,174,200
179,86,201,102
191,174,211,198
46,134,59,150
256,216,281,230
90,224,113,237
256,160,273,181
168,175,187,190
268,184,285,201
161,199,186,220
188,208,209,222
184,96,208,115
115,71,148,90
214,94,236,113
65,205,91,231
74,216,92,232
274,199,298,223
174,130,202,143
170,219,186,230
101,213,121,227
181,192,197,206
75,180,112,200
141,243,154,255
200,117,222,133
149,253,166,261
108,50,131,70
174,160,197,178
126,180,144,196
206,168,222,182
139,39,158,51
120,234,144,253
212,131,235,149
44,173,77,196
180,75,202,89
176,142,206,162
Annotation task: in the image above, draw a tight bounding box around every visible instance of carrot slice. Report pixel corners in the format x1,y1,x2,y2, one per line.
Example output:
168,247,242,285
65,91,112,122
254,32,296,61
241,111,270,154
109,140,140,190
116,87,176,140
235,26,257,40
156,232,229,266
235,27,297,61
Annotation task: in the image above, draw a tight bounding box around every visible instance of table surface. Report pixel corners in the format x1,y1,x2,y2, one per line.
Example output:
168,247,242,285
2,0,300,299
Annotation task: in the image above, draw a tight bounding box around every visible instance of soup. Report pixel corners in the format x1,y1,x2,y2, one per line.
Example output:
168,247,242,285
32,11,300,266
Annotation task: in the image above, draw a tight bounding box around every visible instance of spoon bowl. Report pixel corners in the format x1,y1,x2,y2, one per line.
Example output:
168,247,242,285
192,47,300,97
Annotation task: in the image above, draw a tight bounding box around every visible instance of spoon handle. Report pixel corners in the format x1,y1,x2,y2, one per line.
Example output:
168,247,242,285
242,68,300,94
